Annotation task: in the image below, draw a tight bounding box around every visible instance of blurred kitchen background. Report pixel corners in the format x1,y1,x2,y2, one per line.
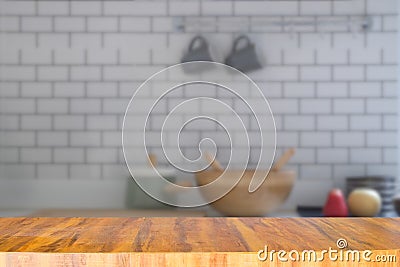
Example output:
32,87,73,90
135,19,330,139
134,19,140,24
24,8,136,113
0,0,399,217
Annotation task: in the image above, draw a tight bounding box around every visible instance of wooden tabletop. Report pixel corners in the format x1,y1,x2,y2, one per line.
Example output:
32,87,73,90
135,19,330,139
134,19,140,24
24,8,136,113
0,217,399,266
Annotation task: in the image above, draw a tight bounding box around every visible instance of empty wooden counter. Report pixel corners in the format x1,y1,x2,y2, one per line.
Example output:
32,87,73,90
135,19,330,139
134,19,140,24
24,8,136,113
0,217,399,266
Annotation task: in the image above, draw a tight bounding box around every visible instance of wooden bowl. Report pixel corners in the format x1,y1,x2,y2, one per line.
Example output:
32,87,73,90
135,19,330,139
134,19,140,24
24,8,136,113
195,170,296,216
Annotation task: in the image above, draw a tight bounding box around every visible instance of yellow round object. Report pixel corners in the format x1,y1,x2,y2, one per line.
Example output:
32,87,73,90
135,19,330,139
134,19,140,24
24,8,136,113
348,188,381,217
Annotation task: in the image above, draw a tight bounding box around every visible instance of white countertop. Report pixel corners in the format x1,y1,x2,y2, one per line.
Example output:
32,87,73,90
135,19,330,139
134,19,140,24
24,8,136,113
0,208,300,217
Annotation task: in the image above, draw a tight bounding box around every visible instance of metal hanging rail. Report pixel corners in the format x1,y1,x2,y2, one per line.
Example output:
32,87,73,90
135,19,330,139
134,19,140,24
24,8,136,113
173,16,372,32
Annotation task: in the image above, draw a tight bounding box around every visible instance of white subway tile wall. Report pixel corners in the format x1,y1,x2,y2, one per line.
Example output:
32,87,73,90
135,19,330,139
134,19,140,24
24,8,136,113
0,0,397,182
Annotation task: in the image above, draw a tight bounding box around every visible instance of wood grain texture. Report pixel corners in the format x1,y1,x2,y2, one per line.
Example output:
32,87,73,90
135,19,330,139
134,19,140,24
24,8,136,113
0,217,398,266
